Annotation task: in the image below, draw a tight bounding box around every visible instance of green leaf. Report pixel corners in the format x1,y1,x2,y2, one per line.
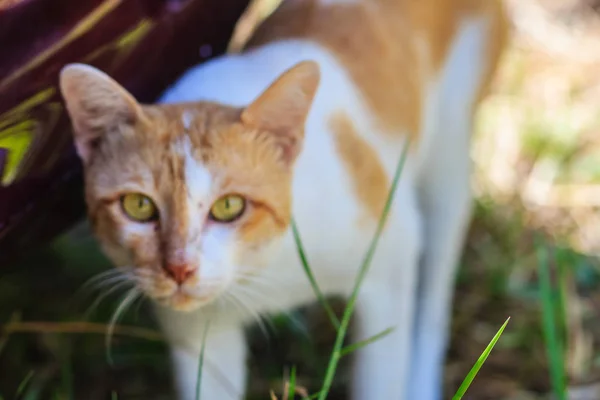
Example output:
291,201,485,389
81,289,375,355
287,365,297,399
60,341,73,400
15,370,34,398
340,327,394,357
195,321,211,400
537,241,567,400
452,317,510,399
291,220,340,330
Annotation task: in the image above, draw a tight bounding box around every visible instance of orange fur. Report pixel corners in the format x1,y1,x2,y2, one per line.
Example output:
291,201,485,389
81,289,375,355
329,111,389,225
247,0,508,140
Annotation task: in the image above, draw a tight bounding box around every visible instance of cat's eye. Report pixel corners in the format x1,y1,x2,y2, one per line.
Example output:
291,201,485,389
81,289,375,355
121,193,158,222
209,194,246,222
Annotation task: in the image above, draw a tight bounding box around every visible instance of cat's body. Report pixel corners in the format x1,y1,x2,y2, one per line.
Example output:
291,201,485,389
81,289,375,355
59,0,508,399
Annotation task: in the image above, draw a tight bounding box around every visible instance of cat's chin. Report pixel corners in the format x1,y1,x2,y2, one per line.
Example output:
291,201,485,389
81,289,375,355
154,291,215,313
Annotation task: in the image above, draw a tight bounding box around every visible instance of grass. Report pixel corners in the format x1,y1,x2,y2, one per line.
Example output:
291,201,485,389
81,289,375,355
195,322,211,400
15,371,34,398
452,317,510,400
291,220,340,330
536,242,567,400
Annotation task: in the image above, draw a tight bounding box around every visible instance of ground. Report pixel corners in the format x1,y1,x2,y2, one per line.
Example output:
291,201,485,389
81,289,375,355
2,0,600,399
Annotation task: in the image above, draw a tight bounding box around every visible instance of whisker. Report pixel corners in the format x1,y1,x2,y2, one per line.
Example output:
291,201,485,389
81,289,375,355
222,292,246,320
232,276,308,338
71,268,131,304
231,276,281,311
226,290,273,341
83,280,135,320
82,268,132,290
105,288,140,365
132,294,148,322
88,275,132,292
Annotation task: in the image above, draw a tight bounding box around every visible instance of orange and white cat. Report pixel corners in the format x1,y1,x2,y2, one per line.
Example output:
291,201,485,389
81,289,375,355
59,0,508,399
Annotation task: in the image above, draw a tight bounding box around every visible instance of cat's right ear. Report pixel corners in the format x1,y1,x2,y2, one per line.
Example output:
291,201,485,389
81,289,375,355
59,64,143,164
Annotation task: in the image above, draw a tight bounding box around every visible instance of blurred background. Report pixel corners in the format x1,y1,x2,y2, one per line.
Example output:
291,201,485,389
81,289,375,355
2,0,600,399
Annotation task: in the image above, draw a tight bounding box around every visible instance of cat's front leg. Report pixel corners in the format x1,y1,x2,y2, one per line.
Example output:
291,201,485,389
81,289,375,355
350,281,417,400
170,327,247,400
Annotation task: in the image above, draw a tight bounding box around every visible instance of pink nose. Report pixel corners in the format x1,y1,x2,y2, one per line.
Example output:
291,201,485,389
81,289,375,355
164,264,195,285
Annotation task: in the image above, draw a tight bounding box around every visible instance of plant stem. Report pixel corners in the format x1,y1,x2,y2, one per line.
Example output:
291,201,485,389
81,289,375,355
317,142,410,400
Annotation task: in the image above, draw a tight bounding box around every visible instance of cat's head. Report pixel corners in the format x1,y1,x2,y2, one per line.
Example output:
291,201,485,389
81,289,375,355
59,61,320,312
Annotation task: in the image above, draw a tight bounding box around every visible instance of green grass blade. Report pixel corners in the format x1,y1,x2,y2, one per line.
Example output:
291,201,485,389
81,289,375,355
60,342,73,400
287,365,297,399
291,220,340,330
21,387,42,400
452,317,510,399
537,242,567,400
15,370,34,398
555,249,569,355
316,142,410,400
0,312,19,358
340,327,394,357
195,321,211,400
308,391,323,400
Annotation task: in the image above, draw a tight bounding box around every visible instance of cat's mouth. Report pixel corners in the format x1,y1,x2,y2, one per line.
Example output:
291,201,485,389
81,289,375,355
146,281,223,312
156,291,209,312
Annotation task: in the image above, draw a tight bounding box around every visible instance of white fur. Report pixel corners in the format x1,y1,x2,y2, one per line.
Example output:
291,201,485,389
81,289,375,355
181,136,212,203
180,135,215,276
156,16,491,400
180,137,239,301
181,110,194,130
409,17,489,400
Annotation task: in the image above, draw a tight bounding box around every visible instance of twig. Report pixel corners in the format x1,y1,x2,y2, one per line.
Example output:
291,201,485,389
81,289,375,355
2,321,163,342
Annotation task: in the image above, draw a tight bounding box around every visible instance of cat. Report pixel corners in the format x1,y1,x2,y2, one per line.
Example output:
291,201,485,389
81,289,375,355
59,0,508,399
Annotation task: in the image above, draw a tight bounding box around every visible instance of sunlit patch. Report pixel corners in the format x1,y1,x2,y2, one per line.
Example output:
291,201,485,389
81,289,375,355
0,88,63,186
0,148,7,180
0,120,35,186
83,19,155,71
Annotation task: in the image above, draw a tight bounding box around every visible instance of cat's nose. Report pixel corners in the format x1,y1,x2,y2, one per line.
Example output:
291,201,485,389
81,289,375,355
164,263,195,285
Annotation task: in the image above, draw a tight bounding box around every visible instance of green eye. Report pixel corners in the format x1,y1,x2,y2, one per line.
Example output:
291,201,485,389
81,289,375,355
210,194,246,222
121,193,158,222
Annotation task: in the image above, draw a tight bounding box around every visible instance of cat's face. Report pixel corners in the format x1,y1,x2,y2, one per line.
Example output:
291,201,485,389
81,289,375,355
59,62,319,312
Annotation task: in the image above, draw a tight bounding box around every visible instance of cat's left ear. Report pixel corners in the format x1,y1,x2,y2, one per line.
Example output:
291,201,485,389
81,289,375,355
59,64,143,164
241,61,320,164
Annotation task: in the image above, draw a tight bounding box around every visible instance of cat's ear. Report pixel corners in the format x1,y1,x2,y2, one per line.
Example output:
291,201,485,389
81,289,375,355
59,64,143,164
241,61,320,163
